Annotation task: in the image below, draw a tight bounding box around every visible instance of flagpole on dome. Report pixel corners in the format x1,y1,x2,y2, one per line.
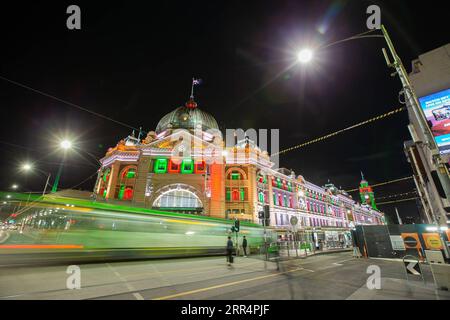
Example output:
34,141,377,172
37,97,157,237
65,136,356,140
187,78,201,109
190,77,195,100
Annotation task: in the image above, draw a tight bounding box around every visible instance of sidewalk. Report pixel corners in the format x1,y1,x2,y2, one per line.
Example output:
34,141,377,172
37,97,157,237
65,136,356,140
347,277,450,300
277,247,352,260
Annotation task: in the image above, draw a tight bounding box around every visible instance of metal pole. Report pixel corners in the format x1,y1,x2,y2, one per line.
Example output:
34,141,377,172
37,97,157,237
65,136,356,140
381,25,450,225
43,173,51,196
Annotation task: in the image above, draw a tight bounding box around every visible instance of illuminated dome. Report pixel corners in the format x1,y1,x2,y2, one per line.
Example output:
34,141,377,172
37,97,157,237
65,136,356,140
155,99,220,134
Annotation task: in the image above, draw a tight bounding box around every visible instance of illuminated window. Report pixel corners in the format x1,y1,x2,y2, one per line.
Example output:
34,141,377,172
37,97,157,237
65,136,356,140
154,158,168,173
194,161,206,174
123,187,133,200
122,167,136,179
181,159,194,174
240,188,245,201
231,172,240,180
102,168,111,183
118,185,126,200
168,159,180,173
153,189,202,208
258,191,264,202
232,189,239,201
226,189,231,201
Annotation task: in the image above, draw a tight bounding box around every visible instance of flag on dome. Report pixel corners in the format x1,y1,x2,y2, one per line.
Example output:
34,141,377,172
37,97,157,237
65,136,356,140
192,78,202,85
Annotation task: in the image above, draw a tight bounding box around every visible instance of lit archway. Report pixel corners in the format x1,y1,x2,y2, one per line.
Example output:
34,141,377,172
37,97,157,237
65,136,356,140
152,184,203,212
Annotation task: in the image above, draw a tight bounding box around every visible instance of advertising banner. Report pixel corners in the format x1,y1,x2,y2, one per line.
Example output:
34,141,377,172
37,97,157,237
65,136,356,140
422,233,444,250
401,233,421,249
390,235,406,251
419,88,450,154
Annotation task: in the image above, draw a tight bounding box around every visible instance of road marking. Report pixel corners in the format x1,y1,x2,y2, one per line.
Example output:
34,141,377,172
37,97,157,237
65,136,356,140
106,263,144,301
117,259,264,280
132,292,145,300
333,258,354,266
152,267,303,300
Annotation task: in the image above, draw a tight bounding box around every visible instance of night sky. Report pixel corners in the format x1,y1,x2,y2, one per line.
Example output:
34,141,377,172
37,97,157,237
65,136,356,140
0,1,448,223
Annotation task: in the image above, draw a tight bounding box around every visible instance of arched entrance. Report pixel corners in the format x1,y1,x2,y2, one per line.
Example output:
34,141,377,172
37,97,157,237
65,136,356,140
152,184,203,214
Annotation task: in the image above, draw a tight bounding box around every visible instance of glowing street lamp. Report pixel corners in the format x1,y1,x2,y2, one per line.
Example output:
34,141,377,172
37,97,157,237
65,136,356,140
20,163,51,196
22,163,32,171
60,139,73,150
11,184,18,190
52,139,73,193
297,48,313,63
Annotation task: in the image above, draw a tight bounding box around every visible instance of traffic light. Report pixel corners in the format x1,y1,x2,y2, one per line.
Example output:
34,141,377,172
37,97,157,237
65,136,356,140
234,219,240,232
263,205,270,226
263,205,270,219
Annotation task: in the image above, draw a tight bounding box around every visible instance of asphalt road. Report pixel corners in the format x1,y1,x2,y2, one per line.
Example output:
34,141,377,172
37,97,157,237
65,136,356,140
0,252,449,300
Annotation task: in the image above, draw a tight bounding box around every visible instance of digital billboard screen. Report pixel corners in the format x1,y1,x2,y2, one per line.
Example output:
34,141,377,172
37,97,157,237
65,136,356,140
418,88,450,154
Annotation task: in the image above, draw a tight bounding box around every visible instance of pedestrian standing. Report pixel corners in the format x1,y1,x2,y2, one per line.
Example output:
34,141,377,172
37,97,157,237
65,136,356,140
226,236,234,266
242,236,248,257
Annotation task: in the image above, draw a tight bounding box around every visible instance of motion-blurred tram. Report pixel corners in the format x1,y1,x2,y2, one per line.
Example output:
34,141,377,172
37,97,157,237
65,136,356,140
0,196,273,265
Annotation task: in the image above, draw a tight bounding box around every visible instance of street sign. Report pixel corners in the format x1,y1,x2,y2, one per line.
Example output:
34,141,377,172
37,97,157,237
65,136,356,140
402,255,424,282
390,235,406,251
404,260,421,275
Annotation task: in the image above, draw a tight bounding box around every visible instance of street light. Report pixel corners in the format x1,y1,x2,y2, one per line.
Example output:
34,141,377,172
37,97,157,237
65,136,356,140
11,184,18,190
60,139,73,150
51,139,74,193
297,48,313,63
20,163,51,196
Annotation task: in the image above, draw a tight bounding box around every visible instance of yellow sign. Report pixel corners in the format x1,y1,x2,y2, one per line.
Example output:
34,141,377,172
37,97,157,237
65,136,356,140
422,233,443,250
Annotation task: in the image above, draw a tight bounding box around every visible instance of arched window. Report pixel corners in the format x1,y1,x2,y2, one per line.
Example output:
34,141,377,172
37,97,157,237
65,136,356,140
153,188,202,208
122,167,136,179
117,166,137,201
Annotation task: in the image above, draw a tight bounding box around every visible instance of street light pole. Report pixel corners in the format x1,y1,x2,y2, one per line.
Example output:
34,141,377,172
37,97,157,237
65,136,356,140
42,172,51,196
380,24,450,226
51,161,64,193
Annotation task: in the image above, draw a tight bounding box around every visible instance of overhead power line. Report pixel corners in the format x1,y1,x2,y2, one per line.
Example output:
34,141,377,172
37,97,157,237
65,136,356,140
345,176,413,193
376,190,417,200
377,197,419,206
0,75,140,132
273,106,406,156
